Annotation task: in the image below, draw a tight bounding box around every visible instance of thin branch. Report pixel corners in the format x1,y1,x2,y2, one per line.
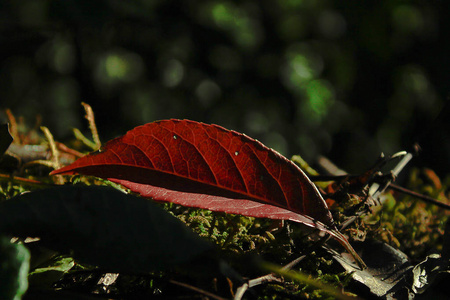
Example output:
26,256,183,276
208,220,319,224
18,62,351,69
169,279,228,300
0,173,55,187
309,174,351,182
388,183,450,210
234,255,307,299
234,271,282,299
234,282,249,300
56,142,84,158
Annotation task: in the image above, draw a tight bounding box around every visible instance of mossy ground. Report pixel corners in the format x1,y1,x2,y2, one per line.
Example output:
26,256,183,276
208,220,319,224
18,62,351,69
1,109,449,299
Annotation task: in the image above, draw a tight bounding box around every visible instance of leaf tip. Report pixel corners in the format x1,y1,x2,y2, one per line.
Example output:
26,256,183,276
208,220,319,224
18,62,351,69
331,230,367,270
49,166,73,176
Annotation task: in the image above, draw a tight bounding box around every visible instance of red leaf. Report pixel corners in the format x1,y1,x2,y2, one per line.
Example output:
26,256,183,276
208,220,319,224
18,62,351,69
51,119,365,267
53,120,333,222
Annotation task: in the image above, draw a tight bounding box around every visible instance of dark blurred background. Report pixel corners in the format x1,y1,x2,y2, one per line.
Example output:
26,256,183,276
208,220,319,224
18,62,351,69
1,0,449,176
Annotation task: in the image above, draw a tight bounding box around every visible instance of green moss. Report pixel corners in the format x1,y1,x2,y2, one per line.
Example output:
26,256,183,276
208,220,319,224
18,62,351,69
2,110,449,299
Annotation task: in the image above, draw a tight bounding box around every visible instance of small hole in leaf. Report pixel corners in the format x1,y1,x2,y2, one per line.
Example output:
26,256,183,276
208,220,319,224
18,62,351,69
173,135,177,140
234,151,239,156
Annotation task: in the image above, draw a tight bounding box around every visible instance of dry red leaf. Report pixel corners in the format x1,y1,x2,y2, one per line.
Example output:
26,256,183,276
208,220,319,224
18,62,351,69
51,119,365,267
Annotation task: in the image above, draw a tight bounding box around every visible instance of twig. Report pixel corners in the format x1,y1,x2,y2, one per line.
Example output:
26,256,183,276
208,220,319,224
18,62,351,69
234,282,249,300
233,270,283,299
21,160,58,169
369,152,413,198
388,183,450,210
56,142,84,158
169,279,228,300
248,273,283,288
234,255,307,299
0,173,55,187
316,155,347,176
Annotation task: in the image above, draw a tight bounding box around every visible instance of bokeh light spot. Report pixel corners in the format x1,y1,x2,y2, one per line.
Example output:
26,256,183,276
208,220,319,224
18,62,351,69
306,79,334,116
106,55,128,79
162,59,184,87
392,5,423,34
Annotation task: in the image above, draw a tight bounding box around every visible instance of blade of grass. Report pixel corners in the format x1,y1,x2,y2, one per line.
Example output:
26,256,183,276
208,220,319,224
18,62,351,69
261,261,360,300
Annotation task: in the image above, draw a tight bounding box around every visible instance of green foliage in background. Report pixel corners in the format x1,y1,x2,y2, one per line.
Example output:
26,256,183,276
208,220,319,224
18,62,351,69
1,0,449,175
